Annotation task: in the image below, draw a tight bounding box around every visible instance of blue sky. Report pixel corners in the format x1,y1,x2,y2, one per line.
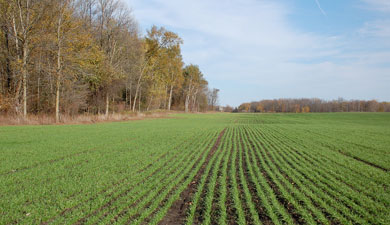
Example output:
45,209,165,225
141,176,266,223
126,0,390,106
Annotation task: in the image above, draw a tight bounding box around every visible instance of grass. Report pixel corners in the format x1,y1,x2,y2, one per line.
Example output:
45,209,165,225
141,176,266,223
0,112,389,224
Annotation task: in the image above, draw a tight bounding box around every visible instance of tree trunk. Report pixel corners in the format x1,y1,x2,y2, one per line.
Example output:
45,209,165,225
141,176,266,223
55,14,62,123
132,76,142,112
168,84,173,111
185,94,190,113
3,26,12,92
193,95,197,112
125,82,128,109
55,75,60,122
22,39,28,117
12,14,22,113
138,88,141,112
37,77,40,113
19,0,32,117
185,77,193,113
105,93,109,117
132,59,157,112
129,82,132,109
190,88,198,112
147,95,153,111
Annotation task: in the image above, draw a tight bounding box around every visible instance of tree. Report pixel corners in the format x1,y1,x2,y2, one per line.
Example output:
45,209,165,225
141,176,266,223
238,103,250,112
95,0,137,116
51,0,108,121
256,104,264,112
133,26,184,112
208,88,219,111
183,64,205,112
53,0,71,122
10,0,48,116
163,32,183,111
302,106,310,113
132,26,160,112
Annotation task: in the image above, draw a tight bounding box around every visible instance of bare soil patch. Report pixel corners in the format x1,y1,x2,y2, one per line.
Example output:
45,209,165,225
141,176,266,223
158,128,227,225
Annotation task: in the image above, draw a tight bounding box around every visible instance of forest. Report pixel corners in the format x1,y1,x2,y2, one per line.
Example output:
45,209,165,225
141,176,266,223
236,98,390,113
0,0,219,122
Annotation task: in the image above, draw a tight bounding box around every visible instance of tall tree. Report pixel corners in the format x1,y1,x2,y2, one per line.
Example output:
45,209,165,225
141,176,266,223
96,0,136,116
208,88,219,111
183,64,205,112
11,0,47,116
162,31,183,111
132,26,162,112
54,0,70,122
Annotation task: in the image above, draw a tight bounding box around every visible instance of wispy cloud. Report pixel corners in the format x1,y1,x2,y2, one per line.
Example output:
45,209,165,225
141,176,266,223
360,0,390,12
359,20,390,38
315,0,327,16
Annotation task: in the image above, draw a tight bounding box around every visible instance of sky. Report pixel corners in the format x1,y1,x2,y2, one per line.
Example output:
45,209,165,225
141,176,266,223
126,0,390,107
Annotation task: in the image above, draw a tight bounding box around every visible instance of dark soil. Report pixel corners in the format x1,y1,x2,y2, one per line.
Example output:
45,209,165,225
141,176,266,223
239,129,273,224
158,128,227,225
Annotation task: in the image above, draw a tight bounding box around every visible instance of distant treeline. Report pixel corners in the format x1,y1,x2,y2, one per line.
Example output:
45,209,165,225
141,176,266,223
235,98,390,113
0,0,219,122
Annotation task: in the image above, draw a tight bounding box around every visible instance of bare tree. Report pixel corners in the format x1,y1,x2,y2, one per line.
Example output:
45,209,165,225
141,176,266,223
9,0,48,116
208,88,219,111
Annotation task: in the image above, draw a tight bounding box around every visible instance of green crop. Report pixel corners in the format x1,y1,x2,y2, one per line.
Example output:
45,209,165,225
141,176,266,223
1,113,389,224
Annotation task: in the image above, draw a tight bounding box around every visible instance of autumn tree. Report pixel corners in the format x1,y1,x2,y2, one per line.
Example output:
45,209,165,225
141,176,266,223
238,98,389,113
183,64,205,112
8,0,48,116
163,32,183,111
131,26,160,112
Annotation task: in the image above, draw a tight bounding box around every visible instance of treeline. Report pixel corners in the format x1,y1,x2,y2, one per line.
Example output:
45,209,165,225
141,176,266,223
0,0,218,121
237,98,390,113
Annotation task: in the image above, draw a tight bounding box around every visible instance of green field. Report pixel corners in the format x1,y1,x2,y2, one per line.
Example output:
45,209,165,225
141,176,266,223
1,113,389,224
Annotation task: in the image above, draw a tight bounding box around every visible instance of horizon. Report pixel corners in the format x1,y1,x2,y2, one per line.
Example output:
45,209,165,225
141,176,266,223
127,0,390,107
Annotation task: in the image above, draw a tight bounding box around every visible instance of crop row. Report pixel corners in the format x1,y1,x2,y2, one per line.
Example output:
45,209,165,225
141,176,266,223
174,122,388,224
1,126,220,224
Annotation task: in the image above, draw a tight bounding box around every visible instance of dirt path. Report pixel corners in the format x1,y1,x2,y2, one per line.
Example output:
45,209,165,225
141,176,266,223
158,128,227,225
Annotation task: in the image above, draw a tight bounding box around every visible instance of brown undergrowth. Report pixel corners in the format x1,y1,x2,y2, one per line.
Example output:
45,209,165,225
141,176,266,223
0,111,177,126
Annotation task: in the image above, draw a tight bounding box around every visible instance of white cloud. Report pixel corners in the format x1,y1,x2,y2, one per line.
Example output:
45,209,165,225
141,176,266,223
129,0,337,63
359,20,390,38
360,0,390,12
